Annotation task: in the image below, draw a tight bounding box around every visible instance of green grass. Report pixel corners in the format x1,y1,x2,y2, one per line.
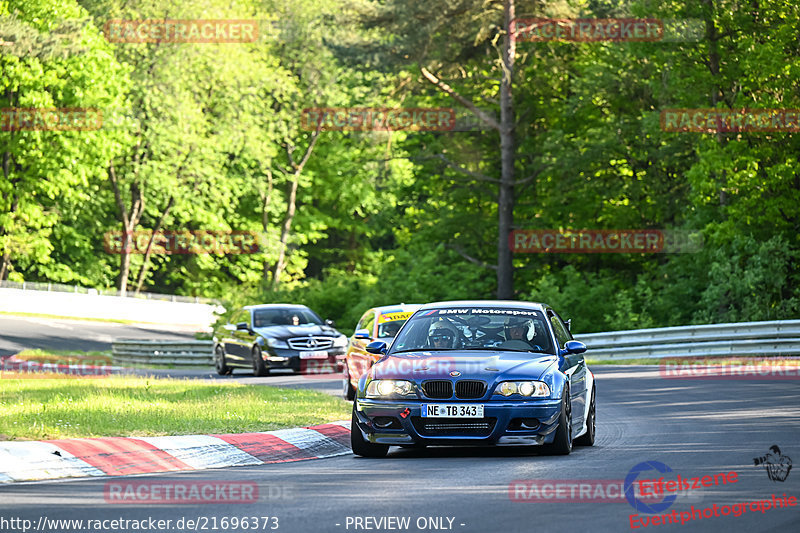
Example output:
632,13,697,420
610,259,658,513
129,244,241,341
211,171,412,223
13,349,211,370
14,349,112,364
0,375,351,441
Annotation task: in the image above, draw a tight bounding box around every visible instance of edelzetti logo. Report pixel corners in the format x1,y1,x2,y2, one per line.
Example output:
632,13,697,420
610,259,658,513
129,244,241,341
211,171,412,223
625,461,677,514
754,446,792,482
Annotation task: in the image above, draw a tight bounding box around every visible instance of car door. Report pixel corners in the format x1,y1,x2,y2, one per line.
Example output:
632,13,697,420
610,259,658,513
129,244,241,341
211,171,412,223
348,310,376,380
225,309,251,366
548,310,587,433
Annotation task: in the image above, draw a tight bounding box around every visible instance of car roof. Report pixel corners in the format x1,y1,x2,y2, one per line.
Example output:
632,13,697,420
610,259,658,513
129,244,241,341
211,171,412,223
372,303,423,314
243,303,311,310
418,300,548,312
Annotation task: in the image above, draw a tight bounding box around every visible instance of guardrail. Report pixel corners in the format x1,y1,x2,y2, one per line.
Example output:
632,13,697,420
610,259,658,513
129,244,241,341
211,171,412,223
576,319,800,360
112,319,800,367
112,340,213,366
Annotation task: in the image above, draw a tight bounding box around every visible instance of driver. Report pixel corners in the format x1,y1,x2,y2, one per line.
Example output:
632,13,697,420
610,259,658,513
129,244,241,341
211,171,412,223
498,317,535,350
429,321,458,349
506,317,530,341
382,322,401,338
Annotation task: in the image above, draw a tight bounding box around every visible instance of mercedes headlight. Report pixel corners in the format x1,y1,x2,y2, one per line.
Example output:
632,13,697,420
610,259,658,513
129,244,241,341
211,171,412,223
267,338,289,349
333,335,348,347
494,381,550,397
365,379,415,398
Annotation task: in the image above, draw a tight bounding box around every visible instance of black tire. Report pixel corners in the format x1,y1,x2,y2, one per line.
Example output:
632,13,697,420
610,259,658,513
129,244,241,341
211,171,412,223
343,378,356,401
543,387,572,455
251,346,270,377
575,387,596,447
350,406,389,458
342,365,356,401
214,345,232,376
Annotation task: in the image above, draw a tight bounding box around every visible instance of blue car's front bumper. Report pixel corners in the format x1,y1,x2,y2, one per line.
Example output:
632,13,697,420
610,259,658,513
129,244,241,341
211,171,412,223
353,398,562,446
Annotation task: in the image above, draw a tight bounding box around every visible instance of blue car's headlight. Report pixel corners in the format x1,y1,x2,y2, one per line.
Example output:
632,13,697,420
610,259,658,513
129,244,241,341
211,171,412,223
494,381,551,398
366,379,415,398
267,338,289,349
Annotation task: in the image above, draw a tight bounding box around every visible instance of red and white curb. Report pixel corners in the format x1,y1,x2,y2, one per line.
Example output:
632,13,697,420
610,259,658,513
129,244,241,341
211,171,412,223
0,421,350,483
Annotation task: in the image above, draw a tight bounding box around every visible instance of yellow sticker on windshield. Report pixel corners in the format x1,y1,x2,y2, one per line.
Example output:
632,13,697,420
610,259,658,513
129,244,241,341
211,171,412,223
378,312,413,324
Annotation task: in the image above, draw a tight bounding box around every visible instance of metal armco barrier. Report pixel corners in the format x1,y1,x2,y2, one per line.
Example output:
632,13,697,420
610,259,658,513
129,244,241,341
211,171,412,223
112,339,213,366
112,320,800,366
576,319,800,360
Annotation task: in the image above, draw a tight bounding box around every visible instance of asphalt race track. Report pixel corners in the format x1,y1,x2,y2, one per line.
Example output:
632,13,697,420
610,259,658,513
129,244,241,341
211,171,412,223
0,316,199,357
2,366,798,533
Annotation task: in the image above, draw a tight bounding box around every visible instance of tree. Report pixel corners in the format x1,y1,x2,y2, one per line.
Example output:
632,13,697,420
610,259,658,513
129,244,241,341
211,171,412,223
0,0,130,282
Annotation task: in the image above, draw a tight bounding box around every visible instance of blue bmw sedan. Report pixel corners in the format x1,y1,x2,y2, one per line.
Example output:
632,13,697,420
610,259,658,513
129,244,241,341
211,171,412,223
350,301,595,457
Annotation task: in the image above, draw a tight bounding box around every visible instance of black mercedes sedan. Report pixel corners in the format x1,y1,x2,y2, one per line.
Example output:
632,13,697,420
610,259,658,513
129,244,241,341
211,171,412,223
213,304,348,376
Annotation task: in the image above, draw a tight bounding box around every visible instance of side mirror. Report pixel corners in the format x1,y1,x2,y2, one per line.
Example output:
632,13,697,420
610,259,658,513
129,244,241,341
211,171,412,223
223,324,236,331
366,341,388,355
565,319,572,333
236,322,250,331
325,319,335,327
564,340,586,355
354,328,371,340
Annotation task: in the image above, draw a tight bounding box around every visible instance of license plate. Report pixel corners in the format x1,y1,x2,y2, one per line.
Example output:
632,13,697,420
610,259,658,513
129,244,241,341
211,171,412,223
299,350,329,359
420,404,484,418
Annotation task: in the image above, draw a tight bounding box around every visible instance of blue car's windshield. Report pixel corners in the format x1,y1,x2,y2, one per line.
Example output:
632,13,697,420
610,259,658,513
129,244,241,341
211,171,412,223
391,308,554,354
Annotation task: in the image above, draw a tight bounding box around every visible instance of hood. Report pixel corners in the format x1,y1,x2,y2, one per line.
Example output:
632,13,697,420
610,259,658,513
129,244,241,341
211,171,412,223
370,351,557,382
254,324,340,339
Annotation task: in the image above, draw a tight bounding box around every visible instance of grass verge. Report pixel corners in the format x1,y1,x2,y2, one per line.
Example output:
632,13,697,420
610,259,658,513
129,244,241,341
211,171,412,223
13,349,112,364
12,349,211,370
0,375,351,441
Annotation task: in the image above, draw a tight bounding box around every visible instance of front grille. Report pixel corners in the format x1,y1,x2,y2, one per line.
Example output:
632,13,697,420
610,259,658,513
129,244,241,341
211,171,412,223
421,380,453,399
288,336,334,350
412,417,496,437
455,380,486,399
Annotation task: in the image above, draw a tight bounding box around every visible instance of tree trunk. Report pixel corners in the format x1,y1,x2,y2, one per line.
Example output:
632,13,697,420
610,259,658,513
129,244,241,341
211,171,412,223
0,151,15,281
271,173,299,289
496,0,517,300
261,167,274,281
108,162,144,296
271,131,321,289
134,195,174,294
702,0,728,206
